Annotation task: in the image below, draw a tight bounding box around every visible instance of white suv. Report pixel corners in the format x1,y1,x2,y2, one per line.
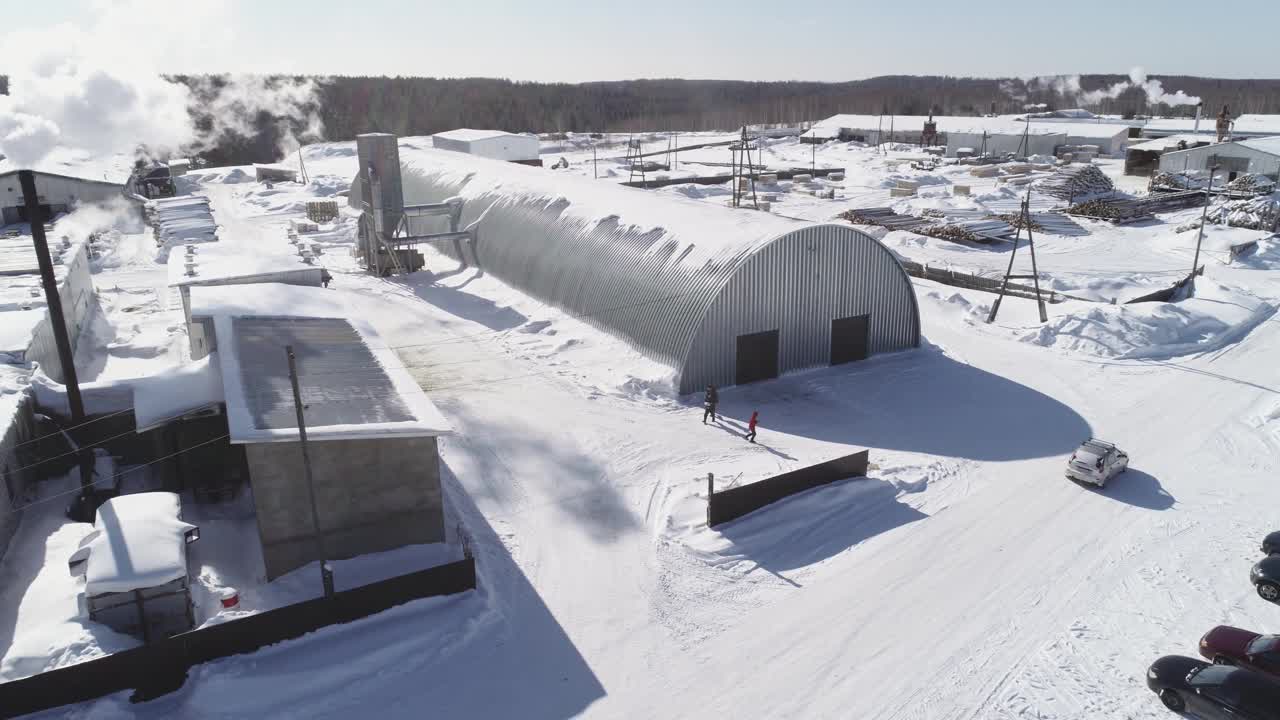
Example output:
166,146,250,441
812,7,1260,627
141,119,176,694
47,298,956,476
1066,439,1129,488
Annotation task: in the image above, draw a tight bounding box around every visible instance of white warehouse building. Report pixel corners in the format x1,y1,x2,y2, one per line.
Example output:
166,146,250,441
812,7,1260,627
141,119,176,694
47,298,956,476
803,114,1131,157
431,129,542,166
1158,137,1280,180
0,170,126,225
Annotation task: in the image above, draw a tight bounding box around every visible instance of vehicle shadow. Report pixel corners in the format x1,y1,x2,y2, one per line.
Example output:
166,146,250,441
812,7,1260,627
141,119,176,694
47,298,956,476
712,345,1093,462
1102,468,1175,510
714,478,927,577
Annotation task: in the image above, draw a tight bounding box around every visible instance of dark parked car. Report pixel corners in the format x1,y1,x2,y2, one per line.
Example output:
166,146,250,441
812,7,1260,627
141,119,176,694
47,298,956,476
1263,531,1280,556
1252,556,1280,603
1200,626,1280,679
1146,655,1280,718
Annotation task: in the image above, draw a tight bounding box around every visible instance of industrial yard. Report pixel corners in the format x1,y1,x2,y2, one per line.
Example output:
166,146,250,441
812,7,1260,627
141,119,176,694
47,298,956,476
0,110,1275,717
3,2,1280,715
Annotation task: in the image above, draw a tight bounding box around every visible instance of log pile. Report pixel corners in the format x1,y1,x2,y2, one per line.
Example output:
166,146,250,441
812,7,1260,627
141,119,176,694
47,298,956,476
838,207,930,230
1151,171,1207,192
1064,198,1148,223
1207,197,1280,231
1036,164,1115,200
1225,174,1277,197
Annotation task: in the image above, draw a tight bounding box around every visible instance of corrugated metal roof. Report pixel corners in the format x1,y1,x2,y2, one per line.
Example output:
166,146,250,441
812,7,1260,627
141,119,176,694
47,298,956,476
190,283,451,443
234,317,414,432
398,146,919,392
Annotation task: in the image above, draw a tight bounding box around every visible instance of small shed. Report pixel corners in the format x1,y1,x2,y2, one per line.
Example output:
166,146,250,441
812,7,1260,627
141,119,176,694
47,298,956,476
432,129,542,165
188,283,452,579
69,492,199,641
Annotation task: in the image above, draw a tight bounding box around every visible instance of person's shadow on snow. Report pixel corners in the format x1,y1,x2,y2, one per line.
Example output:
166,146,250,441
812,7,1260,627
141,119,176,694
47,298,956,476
706,416,795,460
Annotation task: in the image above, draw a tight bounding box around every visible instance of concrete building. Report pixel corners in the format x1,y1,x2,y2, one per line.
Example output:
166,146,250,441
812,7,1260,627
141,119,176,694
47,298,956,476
1158,137,1280,181
0,170,125,225
432,129,541,165
186,283,451,579
398,147,920,394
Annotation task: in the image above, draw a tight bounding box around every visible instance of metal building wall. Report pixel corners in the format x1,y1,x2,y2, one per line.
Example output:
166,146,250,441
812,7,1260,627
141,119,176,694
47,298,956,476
400,161,919,392
681,224,919,393
1159,143,1280,176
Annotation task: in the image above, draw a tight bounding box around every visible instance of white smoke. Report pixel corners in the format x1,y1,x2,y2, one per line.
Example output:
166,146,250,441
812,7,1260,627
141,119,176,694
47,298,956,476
0,0,324,167
1002,69,1200,110
1077,67,1200,107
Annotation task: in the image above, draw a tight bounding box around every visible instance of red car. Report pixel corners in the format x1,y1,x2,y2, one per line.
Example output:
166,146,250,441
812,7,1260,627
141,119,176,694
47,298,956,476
1200,625,1280,679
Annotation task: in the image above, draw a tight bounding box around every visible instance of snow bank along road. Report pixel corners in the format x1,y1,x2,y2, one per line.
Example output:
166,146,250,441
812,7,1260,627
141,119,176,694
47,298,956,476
58,162,1280,719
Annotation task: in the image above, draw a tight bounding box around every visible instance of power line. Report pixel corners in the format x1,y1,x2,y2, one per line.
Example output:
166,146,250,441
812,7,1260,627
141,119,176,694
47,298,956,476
7,434,231,516
8,408,136,451
6,427,140,477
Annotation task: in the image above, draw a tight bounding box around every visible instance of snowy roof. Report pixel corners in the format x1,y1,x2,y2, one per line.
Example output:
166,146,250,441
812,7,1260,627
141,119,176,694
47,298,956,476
1143,114,1280,137
433,128,529,143
189,283,451,443
79,492,196,595
1238,136,1280,157
166,243,322,287
1127,134,1218,153
0,147,134,186
132,353,225,432
0,309,44,355
810,114,1069,137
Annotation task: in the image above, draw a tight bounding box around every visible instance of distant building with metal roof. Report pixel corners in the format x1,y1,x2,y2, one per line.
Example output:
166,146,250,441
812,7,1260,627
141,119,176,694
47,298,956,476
1158,137,1280,180
431,128,541,165
394,147,920,393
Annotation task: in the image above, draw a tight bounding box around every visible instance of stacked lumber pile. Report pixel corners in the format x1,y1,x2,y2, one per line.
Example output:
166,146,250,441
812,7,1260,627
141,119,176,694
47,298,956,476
1036,164,1115,200
1135,190,1207,213
1207,197,1280,231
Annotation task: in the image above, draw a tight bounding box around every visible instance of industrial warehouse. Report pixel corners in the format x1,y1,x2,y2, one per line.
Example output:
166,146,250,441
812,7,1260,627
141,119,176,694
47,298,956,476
353,137,920,393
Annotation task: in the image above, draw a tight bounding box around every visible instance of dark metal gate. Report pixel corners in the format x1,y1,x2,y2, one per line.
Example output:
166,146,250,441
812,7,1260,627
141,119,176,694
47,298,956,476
830,314,870,365
735,329,779,385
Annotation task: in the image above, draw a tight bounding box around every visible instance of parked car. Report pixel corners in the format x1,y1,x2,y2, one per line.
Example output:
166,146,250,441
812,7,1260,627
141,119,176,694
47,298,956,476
1065,439,1128,487
1199,626,1280,678
1252,556,1280,603
1263,531,1280,556
1146,655,1280,718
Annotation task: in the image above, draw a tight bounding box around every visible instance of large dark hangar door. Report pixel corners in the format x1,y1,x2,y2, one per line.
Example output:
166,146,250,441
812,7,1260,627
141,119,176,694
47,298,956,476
830,314,870,365
735,330,779,385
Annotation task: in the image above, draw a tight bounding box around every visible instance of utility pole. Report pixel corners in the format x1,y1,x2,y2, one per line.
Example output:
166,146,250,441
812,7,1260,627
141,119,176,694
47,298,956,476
286,345,335,598
987,191,1048,324
1191,165,1218,280
19,171,94,497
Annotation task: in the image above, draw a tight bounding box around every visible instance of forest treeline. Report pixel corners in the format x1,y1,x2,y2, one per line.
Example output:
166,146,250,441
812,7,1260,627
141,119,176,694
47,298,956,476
5,74,1280,165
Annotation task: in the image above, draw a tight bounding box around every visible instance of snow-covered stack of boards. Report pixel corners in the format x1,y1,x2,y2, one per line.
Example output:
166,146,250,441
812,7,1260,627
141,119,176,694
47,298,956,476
147,195,218,262
1035,165,1115,201
1225,174,1277,197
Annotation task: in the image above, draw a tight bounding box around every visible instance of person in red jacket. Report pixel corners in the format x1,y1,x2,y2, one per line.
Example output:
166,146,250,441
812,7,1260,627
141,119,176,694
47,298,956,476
746,410,758,443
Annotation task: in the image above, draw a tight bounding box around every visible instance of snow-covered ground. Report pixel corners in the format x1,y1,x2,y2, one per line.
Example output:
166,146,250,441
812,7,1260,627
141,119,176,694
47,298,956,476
4,135,1280,719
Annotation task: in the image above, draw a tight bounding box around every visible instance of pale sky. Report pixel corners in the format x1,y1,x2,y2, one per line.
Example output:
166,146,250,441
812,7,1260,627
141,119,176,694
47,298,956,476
11,0,1280,82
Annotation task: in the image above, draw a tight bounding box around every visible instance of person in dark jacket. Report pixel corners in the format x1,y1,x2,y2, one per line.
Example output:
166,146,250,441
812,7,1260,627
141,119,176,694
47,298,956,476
320,269,332,288
702,385,719,424
746,410,758,443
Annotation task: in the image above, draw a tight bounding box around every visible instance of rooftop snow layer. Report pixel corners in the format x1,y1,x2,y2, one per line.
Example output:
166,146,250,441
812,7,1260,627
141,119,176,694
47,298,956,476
1238,136,1280,156
189,283,450,443
78,492,196,595
808,114,1083,137
0,147,134,186
166,242,322,287
433,128,529,143
1127,134,1218,152
399,145,810,271
132,353,225,432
